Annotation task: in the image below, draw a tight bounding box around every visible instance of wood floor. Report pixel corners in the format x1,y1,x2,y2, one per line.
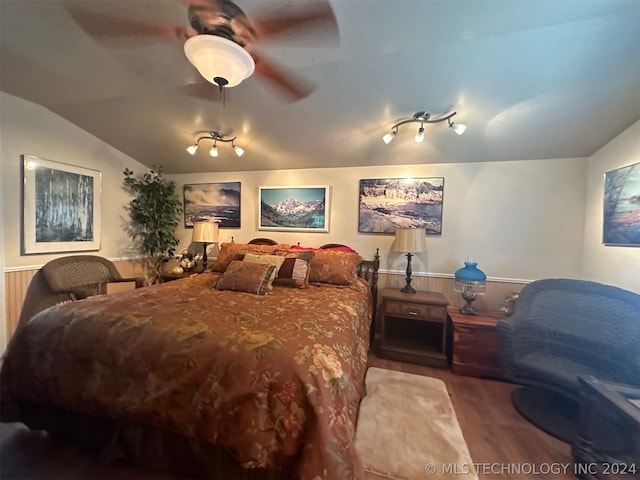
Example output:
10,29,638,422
1,353,574,480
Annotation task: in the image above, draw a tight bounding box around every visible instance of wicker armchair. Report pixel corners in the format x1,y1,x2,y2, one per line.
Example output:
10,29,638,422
16,255,144,334
497,278,640,398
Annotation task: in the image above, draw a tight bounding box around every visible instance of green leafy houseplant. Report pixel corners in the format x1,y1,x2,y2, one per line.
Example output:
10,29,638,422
123,166,182,283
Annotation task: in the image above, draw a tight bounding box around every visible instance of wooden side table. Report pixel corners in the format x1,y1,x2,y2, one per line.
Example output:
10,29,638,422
377,288,449,368
161,271,199,282
572,376,640,479
448,307,507,378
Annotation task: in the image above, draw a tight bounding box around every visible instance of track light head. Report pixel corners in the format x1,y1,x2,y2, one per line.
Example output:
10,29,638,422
382,129,398,144
233,144,245,157
209,144,219,157
415,126,425,143
186,144,198,155
450,121,467,135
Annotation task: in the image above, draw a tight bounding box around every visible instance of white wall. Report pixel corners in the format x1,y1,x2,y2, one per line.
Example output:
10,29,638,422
169,157,588,282
582,121,640,292
0,92,146,270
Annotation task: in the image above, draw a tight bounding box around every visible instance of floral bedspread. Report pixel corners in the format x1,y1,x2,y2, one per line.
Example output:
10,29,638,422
1,272,373,479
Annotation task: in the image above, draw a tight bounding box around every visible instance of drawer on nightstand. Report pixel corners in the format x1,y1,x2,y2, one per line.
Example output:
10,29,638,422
385,301,446,321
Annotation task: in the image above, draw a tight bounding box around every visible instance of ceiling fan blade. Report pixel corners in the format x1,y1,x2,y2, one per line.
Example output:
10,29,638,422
249,0,339,44
252,51,316,102
68,8,193,43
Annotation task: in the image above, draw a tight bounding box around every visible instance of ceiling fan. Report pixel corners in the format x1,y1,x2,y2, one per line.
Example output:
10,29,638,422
68,0,339,101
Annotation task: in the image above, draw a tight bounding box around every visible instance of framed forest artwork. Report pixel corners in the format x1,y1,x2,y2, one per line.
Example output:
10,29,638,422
358,177,444,234
603,162,640,246
22,155,101,254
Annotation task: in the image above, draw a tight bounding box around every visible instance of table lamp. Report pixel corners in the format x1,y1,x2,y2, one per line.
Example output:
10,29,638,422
191,222,219,272
392,227,428,294
453,257,486,315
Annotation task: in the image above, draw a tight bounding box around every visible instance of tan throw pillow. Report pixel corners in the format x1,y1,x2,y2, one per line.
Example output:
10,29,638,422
211,242,290,272
243,253,286,283
216,261,276,295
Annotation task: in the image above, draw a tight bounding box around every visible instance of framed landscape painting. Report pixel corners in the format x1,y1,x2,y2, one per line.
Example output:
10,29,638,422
259,186,330,232
22,155,101,254
603,162,640,246
359,177,444,235
183,182,241,228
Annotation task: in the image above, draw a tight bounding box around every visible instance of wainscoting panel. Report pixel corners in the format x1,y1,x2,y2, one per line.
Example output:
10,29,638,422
377,272,526,311
4,269,37,340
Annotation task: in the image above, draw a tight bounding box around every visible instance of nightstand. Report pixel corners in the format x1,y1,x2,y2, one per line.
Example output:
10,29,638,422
448,307,507,378
377,288,449,368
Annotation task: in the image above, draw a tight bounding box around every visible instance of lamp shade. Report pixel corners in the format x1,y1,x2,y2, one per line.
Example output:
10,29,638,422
191,222,219,243
392,227,428,253
184,35,255,88
454,258,486,282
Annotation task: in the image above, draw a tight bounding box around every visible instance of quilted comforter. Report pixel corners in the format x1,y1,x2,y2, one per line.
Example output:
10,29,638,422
1,271,373,479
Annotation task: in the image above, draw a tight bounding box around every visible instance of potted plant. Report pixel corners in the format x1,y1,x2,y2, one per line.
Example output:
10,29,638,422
123,166,182,283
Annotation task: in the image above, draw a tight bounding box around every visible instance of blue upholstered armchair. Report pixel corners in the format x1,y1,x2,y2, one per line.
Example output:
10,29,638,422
497,278,640,399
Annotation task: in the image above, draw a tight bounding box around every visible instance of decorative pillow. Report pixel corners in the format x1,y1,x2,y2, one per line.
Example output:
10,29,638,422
216,260,276,295
308,249,363,285
211,242,290,272
242,253,286,283
272,250,314,288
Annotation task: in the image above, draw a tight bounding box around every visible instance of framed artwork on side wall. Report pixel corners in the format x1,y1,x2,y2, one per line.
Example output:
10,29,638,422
22,154,102,254
358,177,444,234
603,162,640,246
259,186,330,232
183,182,241,228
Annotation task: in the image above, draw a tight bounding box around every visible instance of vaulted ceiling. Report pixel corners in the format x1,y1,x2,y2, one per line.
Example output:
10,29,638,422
1,0,639,174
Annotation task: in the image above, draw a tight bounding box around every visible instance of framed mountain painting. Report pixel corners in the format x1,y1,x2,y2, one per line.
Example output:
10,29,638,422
358,177,444,235
259,186,330,232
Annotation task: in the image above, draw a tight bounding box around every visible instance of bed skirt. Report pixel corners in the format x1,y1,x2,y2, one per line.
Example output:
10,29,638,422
4,401,291,479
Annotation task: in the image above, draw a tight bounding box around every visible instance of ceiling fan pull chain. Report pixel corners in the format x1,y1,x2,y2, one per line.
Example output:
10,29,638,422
214,76,228,110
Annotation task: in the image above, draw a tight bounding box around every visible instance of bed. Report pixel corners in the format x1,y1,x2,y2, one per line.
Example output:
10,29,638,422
1,241,379,479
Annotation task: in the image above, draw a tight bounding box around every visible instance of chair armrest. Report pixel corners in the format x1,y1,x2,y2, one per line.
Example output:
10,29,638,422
496,319,518,380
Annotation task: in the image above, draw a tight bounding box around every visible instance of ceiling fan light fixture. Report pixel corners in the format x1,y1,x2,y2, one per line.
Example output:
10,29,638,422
184,35,255,88
186,144,198,155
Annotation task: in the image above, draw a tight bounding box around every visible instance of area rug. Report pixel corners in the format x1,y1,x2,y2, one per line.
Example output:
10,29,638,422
354,367,478,480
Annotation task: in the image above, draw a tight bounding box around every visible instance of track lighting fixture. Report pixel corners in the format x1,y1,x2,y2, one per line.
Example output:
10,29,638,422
186,131,245,158
383,111,466,144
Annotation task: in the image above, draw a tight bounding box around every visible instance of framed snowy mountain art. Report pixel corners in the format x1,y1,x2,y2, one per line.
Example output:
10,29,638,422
258,186,330,232
358,177,444,235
